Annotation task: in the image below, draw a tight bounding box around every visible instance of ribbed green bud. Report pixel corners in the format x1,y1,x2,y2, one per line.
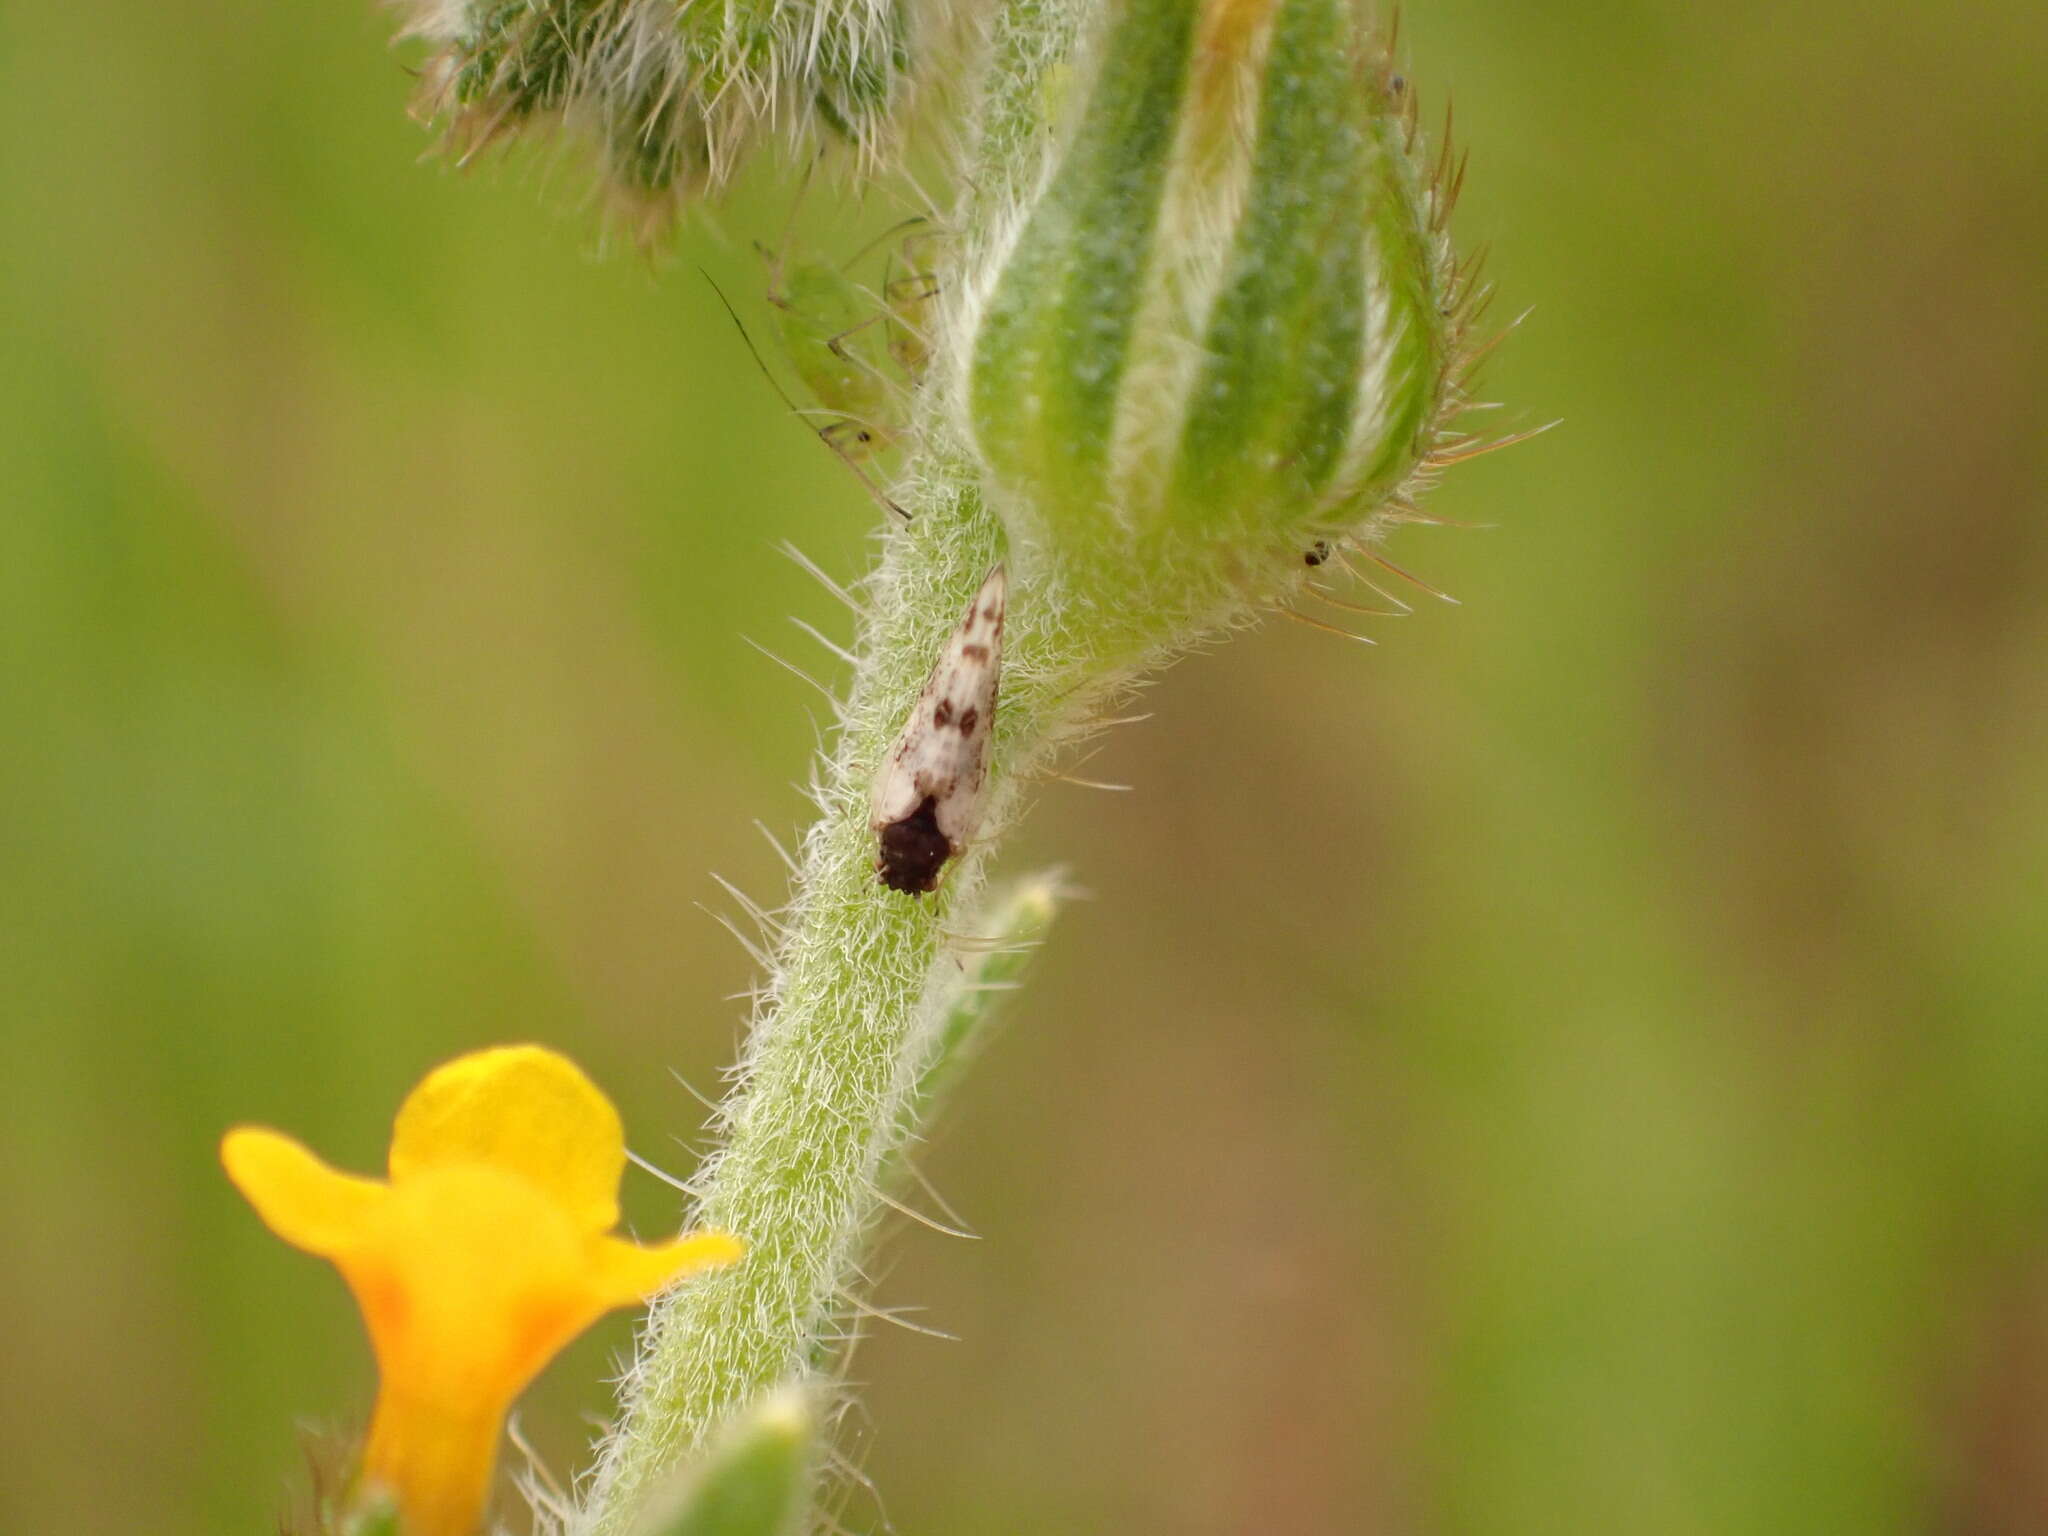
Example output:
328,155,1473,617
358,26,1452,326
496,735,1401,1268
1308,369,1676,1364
397,0,911,238
960,0,1457,598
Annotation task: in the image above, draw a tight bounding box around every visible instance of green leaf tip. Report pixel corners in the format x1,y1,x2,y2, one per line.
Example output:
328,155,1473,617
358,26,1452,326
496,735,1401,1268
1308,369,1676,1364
631,1384,816,1536
900,870,1068,1149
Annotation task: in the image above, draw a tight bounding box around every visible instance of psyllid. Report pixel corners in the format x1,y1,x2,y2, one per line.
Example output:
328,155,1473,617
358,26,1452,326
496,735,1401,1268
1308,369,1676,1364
870,565,1007,895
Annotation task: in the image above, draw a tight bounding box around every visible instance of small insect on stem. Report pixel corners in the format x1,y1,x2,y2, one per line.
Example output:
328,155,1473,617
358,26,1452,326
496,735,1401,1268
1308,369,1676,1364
870,565,1008,896
760,218,935,464
700,267,912,522
763,241,901,459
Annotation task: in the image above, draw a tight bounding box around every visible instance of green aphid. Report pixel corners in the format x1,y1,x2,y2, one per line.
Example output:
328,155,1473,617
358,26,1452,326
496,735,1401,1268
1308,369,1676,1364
764,245,903,461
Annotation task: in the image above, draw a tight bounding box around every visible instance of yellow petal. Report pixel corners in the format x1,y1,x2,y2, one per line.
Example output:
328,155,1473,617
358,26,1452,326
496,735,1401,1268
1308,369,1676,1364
340,1165,593,1399
221,1127,387,1257
585,1230,746,1310
334,1166,595,1536
360,1389,502,1536
388,1044,624,1233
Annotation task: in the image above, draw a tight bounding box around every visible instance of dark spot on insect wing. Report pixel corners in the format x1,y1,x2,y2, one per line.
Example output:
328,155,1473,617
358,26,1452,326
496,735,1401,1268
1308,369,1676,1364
957,707,978,735
876,796,953,895
961,644,991,662
933,699,954,727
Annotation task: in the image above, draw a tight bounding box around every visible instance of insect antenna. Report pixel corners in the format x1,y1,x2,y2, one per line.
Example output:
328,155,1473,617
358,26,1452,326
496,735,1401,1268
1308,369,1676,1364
846,213,930,268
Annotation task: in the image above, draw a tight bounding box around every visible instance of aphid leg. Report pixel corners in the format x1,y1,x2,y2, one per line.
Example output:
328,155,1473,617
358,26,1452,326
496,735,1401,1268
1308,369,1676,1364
824,311,890,368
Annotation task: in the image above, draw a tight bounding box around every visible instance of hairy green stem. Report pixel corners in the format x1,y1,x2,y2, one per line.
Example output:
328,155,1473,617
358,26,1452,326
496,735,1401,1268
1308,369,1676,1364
967,0,1088,223
578,5,1104,1523
579,470,1111,1532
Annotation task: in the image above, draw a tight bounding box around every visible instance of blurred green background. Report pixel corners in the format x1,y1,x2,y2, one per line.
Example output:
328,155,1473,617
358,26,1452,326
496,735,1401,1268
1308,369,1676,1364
4,0,2046,1531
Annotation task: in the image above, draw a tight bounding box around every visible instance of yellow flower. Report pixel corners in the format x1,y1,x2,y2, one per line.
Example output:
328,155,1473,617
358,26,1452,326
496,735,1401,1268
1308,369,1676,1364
222,1045,743,1536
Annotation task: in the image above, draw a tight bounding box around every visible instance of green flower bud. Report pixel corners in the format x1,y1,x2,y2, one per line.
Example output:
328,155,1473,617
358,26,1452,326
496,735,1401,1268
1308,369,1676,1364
959,0,1462,599
398,0,911,239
